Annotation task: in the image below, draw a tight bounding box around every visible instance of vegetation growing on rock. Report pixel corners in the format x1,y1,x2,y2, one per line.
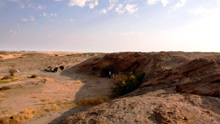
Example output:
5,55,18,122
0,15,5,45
112,72,145,96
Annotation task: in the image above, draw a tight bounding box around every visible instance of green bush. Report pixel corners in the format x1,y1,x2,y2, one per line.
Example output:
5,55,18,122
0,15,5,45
30,74,37,78
112,72,145,96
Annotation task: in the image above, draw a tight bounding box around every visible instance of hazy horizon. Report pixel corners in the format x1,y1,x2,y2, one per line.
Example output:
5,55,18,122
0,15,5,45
1,0,220,52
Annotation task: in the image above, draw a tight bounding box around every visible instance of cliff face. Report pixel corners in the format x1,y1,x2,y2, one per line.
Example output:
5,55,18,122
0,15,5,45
62,52,220,124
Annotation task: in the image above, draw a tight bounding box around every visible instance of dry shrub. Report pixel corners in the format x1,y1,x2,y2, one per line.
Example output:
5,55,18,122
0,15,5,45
0,108,40,123
9,69,17,76
0,86,11,91
1,75,13,80
0,100,77,124
30,74,37,78
77,96,109,106
40,99,76,112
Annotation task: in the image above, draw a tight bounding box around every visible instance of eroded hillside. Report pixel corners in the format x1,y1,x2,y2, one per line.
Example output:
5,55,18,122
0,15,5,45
61,52,220,124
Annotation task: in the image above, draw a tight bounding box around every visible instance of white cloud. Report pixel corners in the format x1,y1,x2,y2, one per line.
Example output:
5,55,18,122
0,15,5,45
122,31,143,37
89,3,95,9
99,9,107,14
68,0,88,7
98,0,118,14
115,4,125,14
217,0,220,6
95,0,98,6
38,5,46,10
20,18,28,22
189,6,208,15
50,13,57,17
172,0,187,10
30,16,35,21
55,0,61,1
68,0,98,9
189,4,220,16
147,0,158,5
43,12,47,17
125,4,138,14
69,19,74,22
89,0,98,9
109,0,118,10
161,0,170,7
115,4,138,14
147,0,171,7
27,3,47,10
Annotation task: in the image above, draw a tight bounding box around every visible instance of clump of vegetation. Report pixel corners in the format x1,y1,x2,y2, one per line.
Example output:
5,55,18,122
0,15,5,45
9,69,17,76
11,79,18,82
0,79,18,84
112,72,145,96
0,80,10,84
1,75,13,80
30,74,37,78
77,96,109,106
0,86,11,91
54,54,58,56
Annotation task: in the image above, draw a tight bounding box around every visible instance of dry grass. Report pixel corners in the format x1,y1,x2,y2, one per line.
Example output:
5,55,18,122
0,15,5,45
0,108,40,123
0,81,10,84
0,100,77,123
77,96,110,106
11,79,18,82
75,80,83,84
1,75,13,80
38,99,77,112
0,78,18,84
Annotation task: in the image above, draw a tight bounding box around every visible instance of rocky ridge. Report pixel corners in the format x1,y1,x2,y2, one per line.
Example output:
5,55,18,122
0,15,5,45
61,52,220,124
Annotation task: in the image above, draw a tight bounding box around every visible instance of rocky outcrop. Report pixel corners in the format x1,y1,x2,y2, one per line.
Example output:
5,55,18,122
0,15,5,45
61,52,220,124
78,52,220,97
60,94,220,124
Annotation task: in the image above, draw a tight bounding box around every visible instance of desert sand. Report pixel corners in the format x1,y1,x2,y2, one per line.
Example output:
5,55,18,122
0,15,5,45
0,52,112,124
1,51,220,124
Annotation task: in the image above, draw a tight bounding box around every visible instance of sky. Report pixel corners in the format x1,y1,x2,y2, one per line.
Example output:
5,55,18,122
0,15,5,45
1,0,220,52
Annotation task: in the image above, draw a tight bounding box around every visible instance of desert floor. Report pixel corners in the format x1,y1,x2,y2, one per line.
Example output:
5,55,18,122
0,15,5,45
0,52,112,124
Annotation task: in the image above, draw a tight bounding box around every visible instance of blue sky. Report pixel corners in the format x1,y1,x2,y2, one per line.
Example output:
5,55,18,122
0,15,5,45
1,0,220,52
